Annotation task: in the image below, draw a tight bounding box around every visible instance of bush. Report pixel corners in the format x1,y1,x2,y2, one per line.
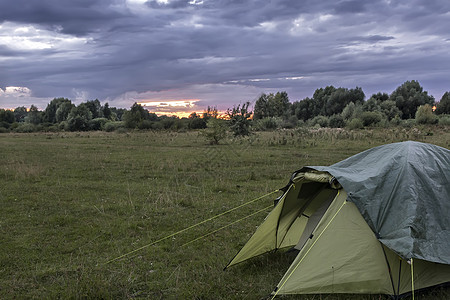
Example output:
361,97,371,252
254,117,280,131
0,127,9,133
14,123,39,133
188,117,207,129
138,120,154,130
200,118,227,144
347,118,364,130
360,111,382,127
45,125,60,132
115,127,128,134
376,118,390,128
281,116,298,129
308,115,329,128
88,118,109,131
390,115,402,126
170,119,187,131
415,104,438,124
328,115,345,128
160,118,176,129
227,102,252,137
400,119,416,128
104,121,124,132
438,114,450,126
0,121,11,129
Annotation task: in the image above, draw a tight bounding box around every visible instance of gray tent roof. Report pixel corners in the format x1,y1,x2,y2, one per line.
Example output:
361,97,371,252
309,141,450,265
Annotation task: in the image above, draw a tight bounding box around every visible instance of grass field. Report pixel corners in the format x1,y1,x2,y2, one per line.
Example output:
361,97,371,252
1,127,449,299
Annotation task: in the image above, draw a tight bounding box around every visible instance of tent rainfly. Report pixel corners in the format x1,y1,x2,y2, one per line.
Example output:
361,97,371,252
225,141,450,298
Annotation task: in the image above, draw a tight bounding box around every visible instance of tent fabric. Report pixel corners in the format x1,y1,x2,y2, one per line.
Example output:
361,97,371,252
308,141,450,264
275,191,395,295
274,190,450,295
226,141,449,296
226,176,339,268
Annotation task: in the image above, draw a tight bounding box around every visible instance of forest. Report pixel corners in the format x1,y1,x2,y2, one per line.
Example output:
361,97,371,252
1,80,449,134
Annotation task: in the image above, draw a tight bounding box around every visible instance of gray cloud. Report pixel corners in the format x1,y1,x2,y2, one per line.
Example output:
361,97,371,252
1,0,449,111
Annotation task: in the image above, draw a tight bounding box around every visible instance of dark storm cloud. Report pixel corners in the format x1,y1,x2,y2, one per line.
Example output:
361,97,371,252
0,0,129,36
333,0,368,14
1,0,449,110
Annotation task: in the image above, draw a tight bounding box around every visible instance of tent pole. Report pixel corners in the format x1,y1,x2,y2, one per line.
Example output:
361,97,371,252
410,258,414,300
380,243,396,297
396,258,402,299
270,193,345,299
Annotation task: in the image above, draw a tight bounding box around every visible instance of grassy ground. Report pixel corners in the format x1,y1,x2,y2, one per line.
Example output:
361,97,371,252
0,127,449,299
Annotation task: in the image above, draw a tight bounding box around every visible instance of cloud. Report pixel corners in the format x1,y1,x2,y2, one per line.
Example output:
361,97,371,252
1,0,449,110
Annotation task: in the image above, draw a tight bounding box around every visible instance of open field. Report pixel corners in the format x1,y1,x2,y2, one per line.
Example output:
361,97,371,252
1,127,449,299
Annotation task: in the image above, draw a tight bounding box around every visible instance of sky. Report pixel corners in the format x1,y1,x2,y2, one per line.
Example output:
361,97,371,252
1,0,449,116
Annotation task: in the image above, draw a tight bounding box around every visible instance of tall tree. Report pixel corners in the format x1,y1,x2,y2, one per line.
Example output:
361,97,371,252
313,86,365,117
123,103,148,128
0,109,15,127
253,92,290,119
370,92,389,102
389,80,434,119
66,103,93,131
13,106,28,123
44,98,72,123
253,93,270,120
435,92,450,115
268,91,290,118
84,99,102,119
313,85,336,116
26,105,43,125
102,102,112,120
292,97,315,121
55,101,75,122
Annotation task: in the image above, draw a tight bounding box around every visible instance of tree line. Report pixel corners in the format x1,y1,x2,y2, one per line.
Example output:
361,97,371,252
0,80,449,134
252,80,449,130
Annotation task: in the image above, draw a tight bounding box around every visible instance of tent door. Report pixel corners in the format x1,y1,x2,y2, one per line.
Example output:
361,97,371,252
294,189,337,251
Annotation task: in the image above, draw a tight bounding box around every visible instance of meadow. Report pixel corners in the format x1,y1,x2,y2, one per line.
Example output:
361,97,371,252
1,127,449,299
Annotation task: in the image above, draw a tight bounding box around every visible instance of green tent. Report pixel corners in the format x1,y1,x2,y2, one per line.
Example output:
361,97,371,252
225,141,450,297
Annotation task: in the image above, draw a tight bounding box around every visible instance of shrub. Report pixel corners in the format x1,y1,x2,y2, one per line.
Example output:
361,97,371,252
400,119,416,128
360,111,382,127
200,118,227,144
45,125,60,132
138,120,154,130
438,114,450,126
328,115,345,128
188,117,207,129
104,121,124,132
415,104,438,124
227,102,252,137
115,127,128,134
347,118,364,130
170,119,187,131
0,121,11,129
88,118,109,131
14,123,38,133
308,115,329,128
390,115,402,126
281,116,298,129
160,118,176,129
255,117,280,131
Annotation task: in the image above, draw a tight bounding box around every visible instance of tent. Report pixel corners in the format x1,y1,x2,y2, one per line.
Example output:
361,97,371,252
225,141,450,297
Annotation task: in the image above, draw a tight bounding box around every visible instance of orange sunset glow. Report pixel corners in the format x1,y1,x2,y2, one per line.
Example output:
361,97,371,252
138,99,199,118
138,99,226,118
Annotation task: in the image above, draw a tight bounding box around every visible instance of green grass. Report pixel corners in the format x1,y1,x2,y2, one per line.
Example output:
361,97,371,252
0,127,449,299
